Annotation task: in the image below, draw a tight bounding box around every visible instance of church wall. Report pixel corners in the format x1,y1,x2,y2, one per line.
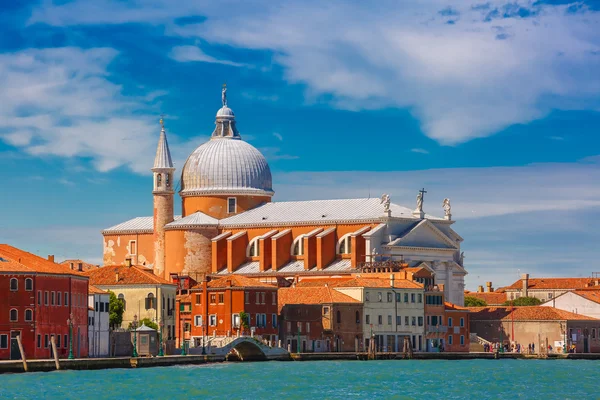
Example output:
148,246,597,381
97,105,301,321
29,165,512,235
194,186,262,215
211,234,229,273
316,229,336,270
303,234,317,270
165,230,186,279
259,236,273,272
351,235,366,268
182,195,271,218
103,233,154,267
164,228,218,281
227,232,248,272
272,231,292,270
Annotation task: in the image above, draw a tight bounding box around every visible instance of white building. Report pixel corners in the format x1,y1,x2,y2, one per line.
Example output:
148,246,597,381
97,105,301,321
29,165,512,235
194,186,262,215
88,285,110,357
334,276,425,352
541,290,600,320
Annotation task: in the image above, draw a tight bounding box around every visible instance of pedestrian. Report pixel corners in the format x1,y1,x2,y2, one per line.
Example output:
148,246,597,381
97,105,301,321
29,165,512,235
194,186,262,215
532,343,535,353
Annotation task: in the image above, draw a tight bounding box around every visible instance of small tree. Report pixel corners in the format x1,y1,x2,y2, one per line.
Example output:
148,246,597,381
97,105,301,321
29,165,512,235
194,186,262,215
503,297,541,306
239,311,249,334
108,290,124,329
128,318,158,331
464,296,487,307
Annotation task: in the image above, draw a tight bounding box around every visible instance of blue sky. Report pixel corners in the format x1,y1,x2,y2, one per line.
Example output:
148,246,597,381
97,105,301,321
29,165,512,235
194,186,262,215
1,0,600,289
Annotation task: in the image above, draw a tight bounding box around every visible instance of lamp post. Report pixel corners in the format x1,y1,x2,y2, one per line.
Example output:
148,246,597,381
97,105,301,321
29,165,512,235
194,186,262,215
132,314,138,358
499,325,504,353
158,320,164,357
67,313,75,360
201,325,206,355
562,323,567,354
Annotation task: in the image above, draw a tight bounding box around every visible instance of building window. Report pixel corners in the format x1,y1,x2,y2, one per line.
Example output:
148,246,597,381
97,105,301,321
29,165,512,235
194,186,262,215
460,318,465,327
336,311,342,324
418,317,423,326
64,292,69,306
118,294,126,310
255,292,260,304
25,309,33,322
57,293,61,306
378,292,382,302
272,292,277,305
245,292,250,304
387,292,393,302
593,328,596,339
548,293,553,299
338,235,352,255
0,334,7,349
64,335,68,348
218,293,224,304
412,317,416,326
378,315,383,325
25,278,33,291
51,291,55,306
365,292,370,302
247,238,260,257
306,322,310,333
387,315,392,325
460,335,465,345
37,335,41,348
145,293,155,309
411,293,415,303
356,311,360,324
448,335,453,345
9,309,18,322
272,314,277,328
287,322,291,333
194,315,203,326
44,335,49,348
366,315,370,324
404,293,409,303
418,294,422,303
105,302,109,312
10,278,18,291
448,317,453,327
209,315,217,326
323,306,330,315
210,294,216,304
37,291,42,305
227,197,237,214
405,316,409,326
291,236,304,256
396,293,401,302
57,335,61,348
396,316,401,325
128,240,137,256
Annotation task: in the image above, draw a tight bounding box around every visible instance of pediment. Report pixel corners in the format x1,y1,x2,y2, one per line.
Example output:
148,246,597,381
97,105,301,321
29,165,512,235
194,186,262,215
388,220,458,249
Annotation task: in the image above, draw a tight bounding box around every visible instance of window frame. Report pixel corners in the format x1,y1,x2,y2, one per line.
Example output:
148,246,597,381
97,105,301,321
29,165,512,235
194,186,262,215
227,197,237,214
25,278,33,291
448,335,453,345
9,278,18,291
291,235,305,256
0,334,7,349
9,308,18,322
209,314,217,326
460,317,465,328
25,309,33,322
194,315,203,327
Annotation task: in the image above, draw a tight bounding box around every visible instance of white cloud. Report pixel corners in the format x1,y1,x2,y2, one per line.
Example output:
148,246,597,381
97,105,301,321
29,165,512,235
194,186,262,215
272,132,283,141
30,0,600,144
411,148,429,154
0,47,199,174
169,45,245,66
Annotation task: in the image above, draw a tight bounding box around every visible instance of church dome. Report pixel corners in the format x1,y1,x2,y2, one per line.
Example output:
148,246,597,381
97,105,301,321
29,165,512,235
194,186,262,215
180,90,273,197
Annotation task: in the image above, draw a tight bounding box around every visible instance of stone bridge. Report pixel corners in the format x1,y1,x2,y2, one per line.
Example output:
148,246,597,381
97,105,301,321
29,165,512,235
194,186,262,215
188,337,290,361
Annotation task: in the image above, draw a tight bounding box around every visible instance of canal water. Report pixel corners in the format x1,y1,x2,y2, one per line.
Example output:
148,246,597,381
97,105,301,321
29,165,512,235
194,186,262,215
0,359,595,399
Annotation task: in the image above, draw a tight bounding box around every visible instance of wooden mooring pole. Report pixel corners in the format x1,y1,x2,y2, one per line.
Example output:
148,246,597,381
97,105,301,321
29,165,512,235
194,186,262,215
16,335,28,372
51,336,60,370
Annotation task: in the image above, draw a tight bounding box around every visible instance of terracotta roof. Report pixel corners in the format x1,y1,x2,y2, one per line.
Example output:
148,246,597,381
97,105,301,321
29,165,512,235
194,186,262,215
445,302,469,311
295,277,353,287
88,284,108,295
278,287,360,312
467,306,599,321
465,292,507,305
504,277,597,291
0,244,85,276
205,275,277,289
85,264,175,286
61,259,100,272
573,290,600,304
333,277,423,289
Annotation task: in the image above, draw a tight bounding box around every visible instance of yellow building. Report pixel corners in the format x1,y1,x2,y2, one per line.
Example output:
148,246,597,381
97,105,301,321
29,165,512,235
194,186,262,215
84,260,177,340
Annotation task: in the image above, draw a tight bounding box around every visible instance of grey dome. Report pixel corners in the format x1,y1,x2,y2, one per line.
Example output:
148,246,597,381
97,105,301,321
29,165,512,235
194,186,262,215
180,104,273,197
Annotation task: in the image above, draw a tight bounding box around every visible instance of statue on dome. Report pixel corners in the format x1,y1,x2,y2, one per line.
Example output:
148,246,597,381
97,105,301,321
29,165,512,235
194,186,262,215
416,188,426,211
222,84,227,107
380,194,390,213
443,198,451,218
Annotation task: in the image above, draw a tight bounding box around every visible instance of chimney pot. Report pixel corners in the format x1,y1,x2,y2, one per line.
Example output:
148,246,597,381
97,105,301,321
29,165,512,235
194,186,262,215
477,285,484,293
70,262,74,270
486,281,493,292
115,272,119,283
125,258,132,267
521,273,529,297
48,255,55,263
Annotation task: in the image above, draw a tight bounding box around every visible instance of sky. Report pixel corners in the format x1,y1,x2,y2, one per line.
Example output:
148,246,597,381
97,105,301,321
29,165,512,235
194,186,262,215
1,0,599,289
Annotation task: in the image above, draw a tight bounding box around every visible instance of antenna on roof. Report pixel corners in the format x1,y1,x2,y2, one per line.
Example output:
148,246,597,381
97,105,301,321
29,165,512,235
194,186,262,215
368,186,371,199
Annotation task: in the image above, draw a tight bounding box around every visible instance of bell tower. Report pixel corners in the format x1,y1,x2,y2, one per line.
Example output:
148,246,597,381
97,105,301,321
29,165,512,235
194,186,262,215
152,118,175,278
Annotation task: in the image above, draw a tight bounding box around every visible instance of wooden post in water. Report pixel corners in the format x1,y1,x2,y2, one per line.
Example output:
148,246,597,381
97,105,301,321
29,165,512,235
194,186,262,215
16,335,28,372
50,336,60,370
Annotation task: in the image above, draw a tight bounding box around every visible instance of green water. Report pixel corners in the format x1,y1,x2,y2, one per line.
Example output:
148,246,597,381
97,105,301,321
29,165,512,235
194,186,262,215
0,360,596,399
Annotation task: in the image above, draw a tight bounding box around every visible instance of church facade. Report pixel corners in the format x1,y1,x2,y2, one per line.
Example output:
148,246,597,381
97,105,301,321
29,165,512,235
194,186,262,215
102,88,467,305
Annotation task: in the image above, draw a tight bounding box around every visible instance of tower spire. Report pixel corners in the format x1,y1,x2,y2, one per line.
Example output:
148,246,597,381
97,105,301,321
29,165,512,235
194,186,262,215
153,117,174,170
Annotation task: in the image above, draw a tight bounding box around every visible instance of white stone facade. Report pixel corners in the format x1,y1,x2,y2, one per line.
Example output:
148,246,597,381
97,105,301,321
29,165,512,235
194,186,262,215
88,292,110,357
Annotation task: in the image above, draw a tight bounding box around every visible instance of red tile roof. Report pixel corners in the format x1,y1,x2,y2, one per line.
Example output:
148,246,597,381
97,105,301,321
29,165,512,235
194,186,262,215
278,287,360,311
465,292,507,305
504,277,597,291
61,259,100,272
573,290,600,304
445,302,469,311
333,277,423,289
467,306,599,321
88,284,108,295
206,275,277,289
85,264,174,286
295,277,353,287
0,244,83,276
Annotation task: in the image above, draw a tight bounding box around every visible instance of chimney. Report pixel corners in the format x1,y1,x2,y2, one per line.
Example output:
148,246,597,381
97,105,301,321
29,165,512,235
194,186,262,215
477,285,484,293
70,262,74,270
115,269,119,283
125,258,132,268
486,282,493,292
521,273,529,297
78,262,83,272
390,274,395,288
47,255,55,263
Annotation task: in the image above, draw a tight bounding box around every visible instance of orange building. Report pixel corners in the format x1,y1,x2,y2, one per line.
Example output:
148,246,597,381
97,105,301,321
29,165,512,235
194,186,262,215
177,276,279,350
102,87,468,305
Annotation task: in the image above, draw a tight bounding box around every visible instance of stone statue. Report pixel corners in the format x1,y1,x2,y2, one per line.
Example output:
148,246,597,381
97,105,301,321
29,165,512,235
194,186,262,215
380,194,390,213
443,198,451,217
459,251,465,265
222,84,227,107
416,191,424,211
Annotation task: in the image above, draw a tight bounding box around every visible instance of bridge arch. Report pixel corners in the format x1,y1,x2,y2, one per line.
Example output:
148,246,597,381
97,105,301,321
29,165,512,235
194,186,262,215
226,339,267,361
